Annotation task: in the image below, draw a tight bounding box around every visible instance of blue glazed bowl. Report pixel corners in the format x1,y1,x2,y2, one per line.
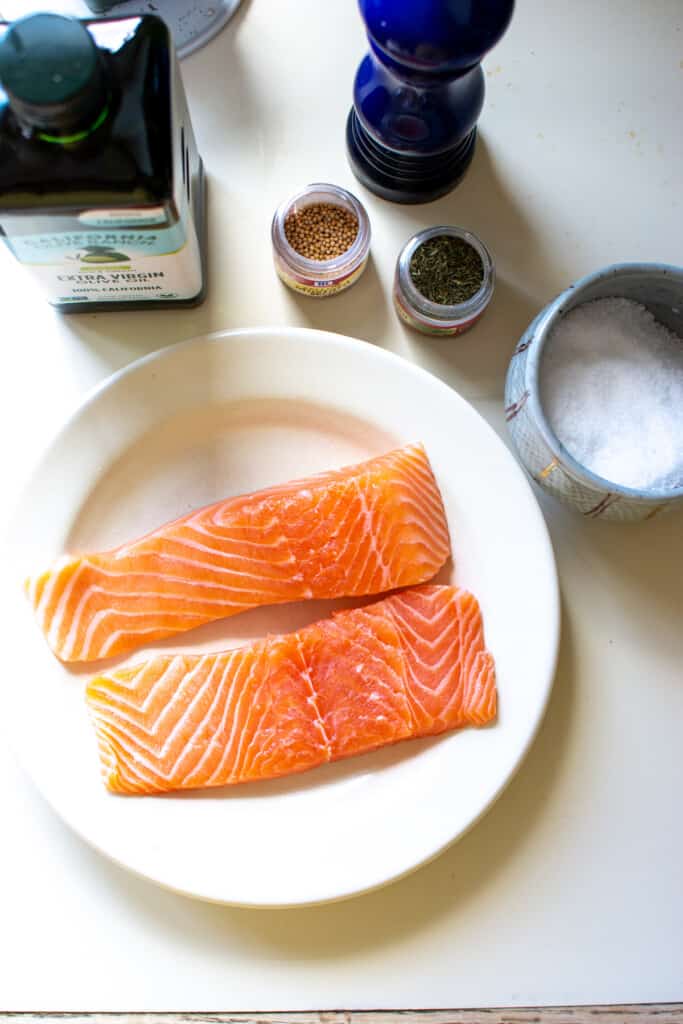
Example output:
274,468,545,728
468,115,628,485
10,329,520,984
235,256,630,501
504,263,683,522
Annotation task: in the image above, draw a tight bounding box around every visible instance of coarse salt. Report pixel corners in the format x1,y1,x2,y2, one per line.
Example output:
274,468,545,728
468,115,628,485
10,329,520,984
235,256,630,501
540,297,683,490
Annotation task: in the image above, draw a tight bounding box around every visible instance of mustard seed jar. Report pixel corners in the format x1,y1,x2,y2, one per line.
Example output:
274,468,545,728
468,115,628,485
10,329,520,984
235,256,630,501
271,183,371,298
394,226,494,336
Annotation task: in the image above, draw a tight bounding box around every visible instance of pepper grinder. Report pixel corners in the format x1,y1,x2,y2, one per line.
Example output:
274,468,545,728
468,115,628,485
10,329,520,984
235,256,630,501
346,0,514,204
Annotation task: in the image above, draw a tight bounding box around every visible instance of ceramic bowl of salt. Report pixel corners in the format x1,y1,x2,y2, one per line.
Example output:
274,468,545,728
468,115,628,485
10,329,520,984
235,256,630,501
504,262,683,521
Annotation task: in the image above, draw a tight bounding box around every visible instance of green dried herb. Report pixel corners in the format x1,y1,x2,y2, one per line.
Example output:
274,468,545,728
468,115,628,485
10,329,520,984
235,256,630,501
409,234,484,305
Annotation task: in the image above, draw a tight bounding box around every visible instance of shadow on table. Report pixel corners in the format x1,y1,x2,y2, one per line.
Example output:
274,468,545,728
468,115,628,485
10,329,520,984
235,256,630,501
539,492,683,667
408,275,540,399
595,515,683,649
440,131,576,299
379,132,578,394
394,133,566,396
278,253,393,345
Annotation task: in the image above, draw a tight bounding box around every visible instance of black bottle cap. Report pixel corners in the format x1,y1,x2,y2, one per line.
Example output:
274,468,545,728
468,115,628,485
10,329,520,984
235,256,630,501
84,1,124,11
0,13,107,136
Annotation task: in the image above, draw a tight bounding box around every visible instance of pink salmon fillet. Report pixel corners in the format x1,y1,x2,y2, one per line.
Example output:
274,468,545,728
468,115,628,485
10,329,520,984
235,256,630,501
25,443,451,662
86,585,497,796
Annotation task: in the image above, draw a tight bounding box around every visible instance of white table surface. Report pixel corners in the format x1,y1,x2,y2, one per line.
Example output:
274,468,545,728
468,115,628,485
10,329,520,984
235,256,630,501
1,0,682,1011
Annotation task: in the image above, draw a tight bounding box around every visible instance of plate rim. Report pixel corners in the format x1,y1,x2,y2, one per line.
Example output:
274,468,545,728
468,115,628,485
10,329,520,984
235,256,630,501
3,325,560,907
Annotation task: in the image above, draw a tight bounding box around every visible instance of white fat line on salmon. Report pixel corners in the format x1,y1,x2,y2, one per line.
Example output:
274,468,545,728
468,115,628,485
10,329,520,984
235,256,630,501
237,691,286,779
379,608,421,734
138,655,198,727
396,448,440,483
385,604,446,726
329,622,405,684
140,499,284,537
96,623,203,660
300,489,365,562
119,655,188,720
314,501,378,591
388,591,455,637
233,662,302,777
75,603,209,661
402,670,466,718
31,556,77,623
390,593,472,709
140,525,301,559
185,528,301,552
158,655,221,759
397,454,447,499
407,635,460,681
90,655,187,725
138,538,302,566
101,676,227,782
464,653,496,723
88,696,165,742
42,559,85,648
383,620,457,670
177,652,256,784
185,650,245,786
465,653,490,703
294,635,333,758
459,607,484,668
63,576,293,659
114,512,287,554
60,571,257,653
107,657,152,696
389,540,448,575
66,568,301,595
108,550,305,582
387,485,449,539
176,542,300,570
392,478,447,524
353,479,392,590
207,651,264,785
93,720,173,788
214,654,268,785
401,464,454,520
106,546,304,577
457,602,481,689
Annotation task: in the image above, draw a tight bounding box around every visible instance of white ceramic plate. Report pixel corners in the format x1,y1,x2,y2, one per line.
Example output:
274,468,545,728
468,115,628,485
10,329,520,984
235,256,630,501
2,328,559,907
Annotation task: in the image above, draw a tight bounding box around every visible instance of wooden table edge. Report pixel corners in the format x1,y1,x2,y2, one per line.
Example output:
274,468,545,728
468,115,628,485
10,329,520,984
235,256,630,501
1,1007,682,1023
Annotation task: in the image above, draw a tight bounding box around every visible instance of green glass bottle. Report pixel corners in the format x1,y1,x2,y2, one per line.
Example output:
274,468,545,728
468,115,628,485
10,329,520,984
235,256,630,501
0,12,206,311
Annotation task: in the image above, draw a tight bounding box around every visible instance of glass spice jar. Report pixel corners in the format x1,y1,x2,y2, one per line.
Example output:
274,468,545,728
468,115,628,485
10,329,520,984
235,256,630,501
394,225,495,336
271,183,371,298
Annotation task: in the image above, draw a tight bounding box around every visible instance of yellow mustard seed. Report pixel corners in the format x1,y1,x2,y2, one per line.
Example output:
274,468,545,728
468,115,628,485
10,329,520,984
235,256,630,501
284,202,359,261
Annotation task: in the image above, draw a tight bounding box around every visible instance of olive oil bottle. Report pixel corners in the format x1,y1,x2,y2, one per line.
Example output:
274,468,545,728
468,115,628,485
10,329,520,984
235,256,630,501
0,12,206,311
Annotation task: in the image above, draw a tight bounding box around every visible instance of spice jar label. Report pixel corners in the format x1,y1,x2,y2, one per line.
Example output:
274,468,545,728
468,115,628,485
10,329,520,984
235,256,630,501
275,257,368,298
394,285,484,335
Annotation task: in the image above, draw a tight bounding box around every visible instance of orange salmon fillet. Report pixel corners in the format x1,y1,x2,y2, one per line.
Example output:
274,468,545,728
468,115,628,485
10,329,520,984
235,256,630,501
86,585,497,796
25,443,451,663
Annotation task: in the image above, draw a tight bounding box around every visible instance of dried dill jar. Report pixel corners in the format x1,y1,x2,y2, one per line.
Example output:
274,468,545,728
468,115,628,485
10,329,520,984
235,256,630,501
271,183,371,298
394,226,494,336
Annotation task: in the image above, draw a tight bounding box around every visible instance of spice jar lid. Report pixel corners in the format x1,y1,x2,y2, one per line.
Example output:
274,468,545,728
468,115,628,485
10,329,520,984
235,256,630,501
394,225,495,335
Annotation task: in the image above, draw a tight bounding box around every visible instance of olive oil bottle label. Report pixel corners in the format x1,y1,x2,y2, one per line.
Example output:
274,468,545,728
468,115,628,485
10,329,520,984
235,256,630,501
4,219,202,305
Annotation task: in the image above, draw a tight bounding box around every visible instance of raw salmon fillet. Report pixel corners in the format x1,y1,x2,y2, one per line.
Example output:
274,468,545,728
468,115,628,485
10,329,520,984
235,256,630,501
86,585,497,795
25,443,450,663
